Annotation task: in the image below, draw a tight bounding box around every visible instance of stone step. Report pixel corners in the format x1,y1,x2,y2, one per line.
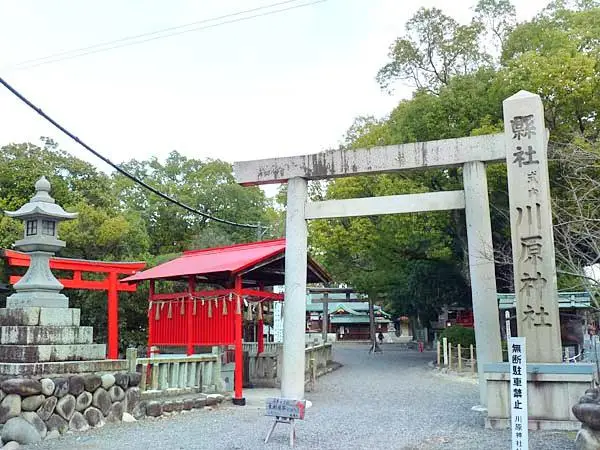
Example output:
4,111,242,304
0,307,81,326
0,343,106,363
0,359,127,377
0,326,93,345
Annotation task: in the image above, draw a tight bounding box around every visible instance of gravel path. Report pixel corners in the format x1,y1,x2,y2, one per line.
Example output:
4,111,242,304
26,343,575,450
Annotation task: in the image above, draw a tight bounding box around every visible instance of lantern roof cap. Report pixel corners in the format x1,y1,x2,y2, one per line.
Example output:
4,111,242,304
4,176,78,220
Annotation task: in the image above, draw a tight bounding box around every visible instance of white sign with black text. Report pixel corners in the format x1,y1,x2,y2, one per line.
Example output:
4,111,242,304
509,336,529,450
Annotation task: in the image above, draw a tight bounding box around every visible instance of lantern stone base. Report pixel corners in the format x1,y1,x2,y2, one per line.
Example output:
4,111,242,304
484,362,595,431
0,306,114,376
6,291,69,308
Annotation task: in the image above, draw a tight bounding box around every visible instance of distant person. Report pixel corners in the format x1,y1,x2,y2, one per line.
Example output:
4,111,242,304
377,332,384,344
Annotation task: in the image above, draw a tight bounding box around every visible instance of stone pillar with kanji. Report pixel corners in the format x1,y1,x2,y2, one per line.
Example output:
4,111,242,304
504,90,562,363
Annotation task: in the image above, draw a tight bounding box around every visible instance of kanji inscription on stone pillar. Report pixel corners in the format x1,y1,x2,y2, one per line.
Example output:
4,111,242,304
503,90,562,362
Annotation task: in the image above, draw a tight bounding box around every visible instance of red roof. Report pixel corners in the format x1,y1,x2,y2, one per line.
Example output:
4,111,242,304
122,239,329,285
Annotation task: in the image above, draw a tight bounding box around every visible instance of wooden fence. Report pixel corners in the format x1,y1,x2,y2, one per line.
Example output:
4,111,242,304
126,348,221,394
435,337,477,373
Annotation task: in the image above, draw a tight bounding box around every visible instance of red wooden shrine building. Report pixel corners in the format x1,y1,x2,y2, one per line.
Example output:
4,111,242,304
123,239,330,405
2,249,146,359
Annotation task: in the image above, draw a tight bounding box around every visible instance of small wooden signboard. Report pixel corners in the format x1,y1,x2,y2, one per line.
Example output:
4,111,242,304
264,398,306,447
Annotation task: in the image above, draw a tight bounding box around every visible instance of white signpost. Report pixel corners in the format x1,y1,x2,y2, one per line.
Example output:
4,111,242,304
509,337,529,450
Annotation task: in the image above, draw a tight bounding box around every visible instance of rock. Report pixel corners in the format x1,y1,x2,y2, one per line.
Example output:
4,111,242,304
83,407,104,428
68,375,85,396
106,402,123,423
100,374,115,390
36,396,57,421
0,379,42,397
122,412,136,423
75,391,93,412
21,394,45,412
108,385,125,402
575,426,600,450
52,378,69,398
145,401,162,417
207,393,224,404
183,399,194,410
114,373,129,390
131,401,146,420
193,396,207,409
45,429,60,440
128,372,142,387
1,416,41,444
55,394,76,420
68,411,89,432
162,401,174,413
21,411,47,439
205,396,218,406
0,394,21,424
40,379,55,396
125,387,140,413
2,441,21,450
82,374,102,393
92,388,111,416
44,413,68,434
173,400,184,412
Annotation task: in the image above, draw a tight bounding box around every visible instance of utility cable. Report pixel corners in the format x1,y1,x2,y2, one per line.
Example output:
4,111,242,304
5,0,327,71
0,76,259,229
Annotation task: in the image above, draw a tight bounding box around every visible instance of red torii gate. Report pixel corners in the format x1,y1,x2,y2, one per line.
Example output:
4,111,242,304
2,249,146,359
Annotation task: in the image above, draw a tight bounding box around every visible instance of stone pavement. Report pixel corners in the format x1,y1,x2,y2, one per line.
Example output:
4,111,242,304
26,343,575,450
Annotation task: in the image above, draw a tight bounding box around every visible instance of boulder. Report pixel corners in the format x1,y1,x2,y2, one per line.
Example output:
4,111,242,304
55,394,76,421
100,374,115,390
40,379,55,396
205,396,218,406
109,385,125,402
0,394,21,424
106,402,123,423
193,396,207,409
575,426,600,450
68,411,90,432
173,400,184,412
3,441,21,450
0,379,42,397
44,413,68,434
125,387,141,413
83,407,105,428
132,401,147,420
1,416,41,444
68,375,85,396
52,378,69,398
22,411,47,439
36,396,57,421
207,393,224,404
162,401,175,413
75,391,93,412
92,388,111,416
45,429,60,440
21,394,45,412
183,399,194,410
145,401,162,417
114,373,129,390
82,374,102,393
128,372,142,387
122,412,136,423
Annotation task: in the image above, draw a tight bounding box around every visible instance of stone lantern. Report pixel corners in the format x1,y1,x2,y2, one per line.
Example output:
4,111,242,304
4,176,77,308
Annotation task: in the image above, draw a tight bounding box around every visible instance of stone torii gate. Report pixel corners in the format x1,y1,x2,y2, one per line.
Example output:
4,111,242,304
234,91,566,409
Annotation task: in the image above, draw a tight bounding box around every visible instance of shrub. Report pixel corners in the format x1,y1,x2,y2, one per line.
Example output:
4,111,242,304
439,325,475,347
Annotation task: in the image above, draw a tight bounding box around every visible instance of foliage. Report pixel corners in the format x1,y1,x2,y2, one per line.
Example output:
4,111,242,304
439,325,476,347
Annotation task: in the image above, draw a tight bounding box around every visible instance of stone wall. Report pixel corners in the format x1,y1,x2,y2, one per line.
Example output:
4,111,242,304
0,372,143,445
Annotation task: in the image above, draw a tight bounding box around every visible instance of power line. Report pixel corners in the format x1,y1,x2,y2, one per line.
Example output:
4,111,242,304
6,0,327,71
0,76,259,229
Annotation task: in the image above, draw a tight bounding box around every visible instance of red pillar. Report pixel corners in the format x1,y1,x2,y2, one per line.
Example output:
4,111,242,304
186,277,195,356
107,272,119,359
147,280,155,357
233,276,245,405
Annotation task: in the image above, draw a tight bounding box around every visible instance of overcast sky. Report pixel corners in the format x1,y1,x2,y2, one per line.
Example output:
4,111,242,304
1,0,549,177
